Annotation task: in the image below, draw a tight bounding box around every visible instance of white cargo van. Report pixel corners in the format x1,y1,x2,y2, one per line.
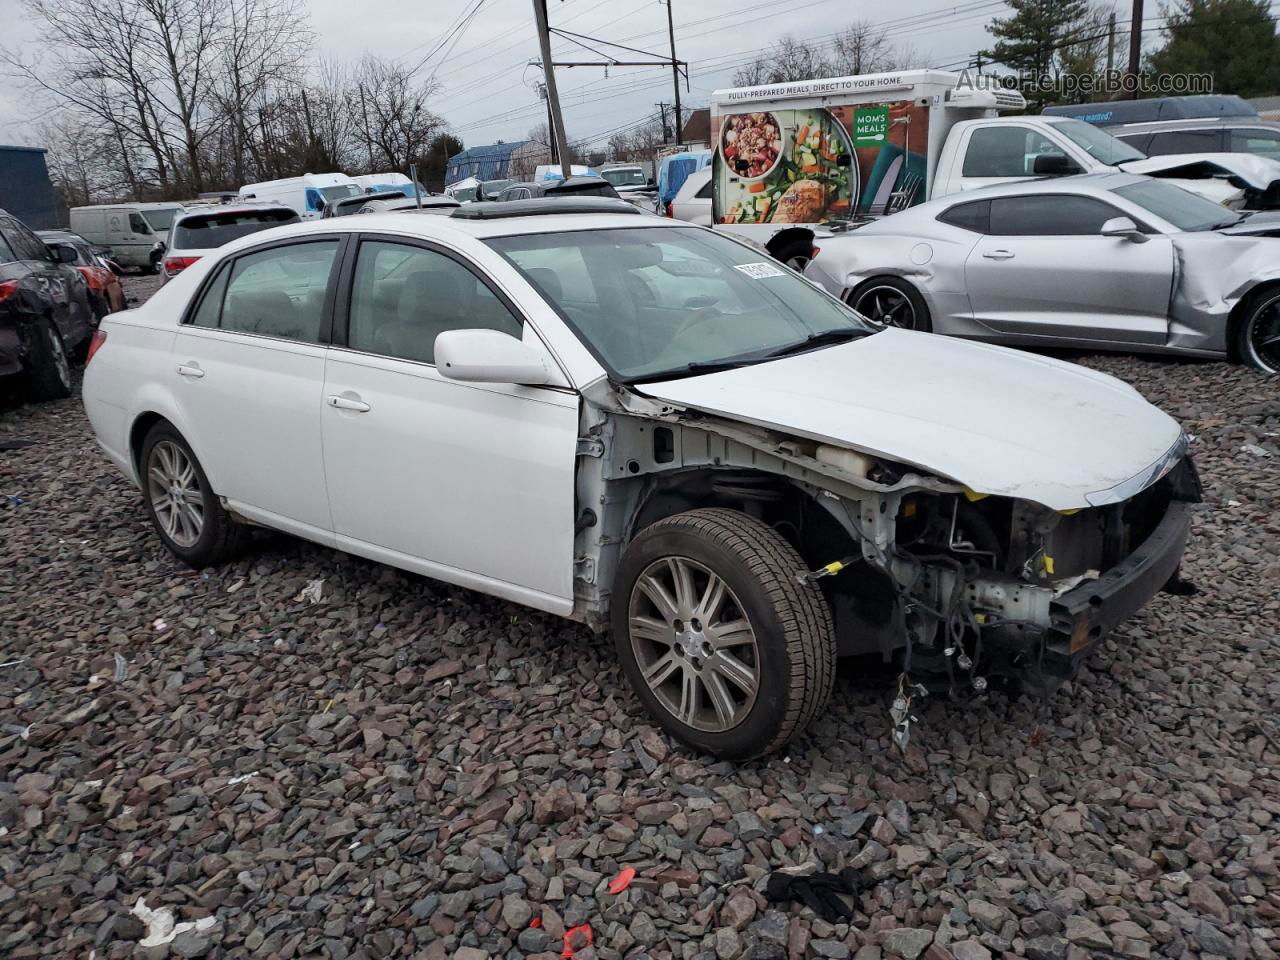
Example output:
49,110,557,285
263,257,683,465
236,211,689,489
69,202,186,272
237,173,363,219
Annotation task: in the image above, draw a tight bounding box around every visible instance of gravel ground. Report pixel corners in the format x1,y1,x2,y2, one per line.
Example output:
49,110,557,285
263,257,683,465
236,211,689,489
2,274,1278,960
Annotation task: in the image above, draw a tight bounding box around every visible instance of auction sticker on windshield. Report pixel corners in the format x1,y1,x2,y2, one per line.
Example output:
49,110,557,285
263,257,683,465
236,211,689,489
734,261,788,279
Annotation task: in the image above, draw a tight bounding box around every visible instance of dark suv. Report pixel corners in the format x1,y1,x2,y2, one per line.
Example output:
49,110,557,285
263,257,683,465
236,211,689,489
0,208,96,401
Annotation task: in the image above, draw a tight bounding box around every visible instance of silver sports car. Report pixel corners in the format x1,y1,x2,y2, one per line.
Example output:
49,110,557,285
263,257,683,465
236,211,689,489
804,172,1280,374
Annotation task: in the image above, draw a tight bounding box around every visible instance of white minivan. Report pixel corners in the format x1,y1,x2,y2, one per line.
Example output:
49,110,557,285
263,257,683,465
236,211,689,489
238,173,363,219
69,202,186,272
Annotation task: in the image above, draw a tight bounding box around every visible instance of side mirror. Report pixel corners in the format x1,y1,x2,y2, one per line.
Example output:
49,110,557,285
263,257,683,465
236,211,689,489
1100,216,1149,243
435,329,553,385
1032,153,1080,176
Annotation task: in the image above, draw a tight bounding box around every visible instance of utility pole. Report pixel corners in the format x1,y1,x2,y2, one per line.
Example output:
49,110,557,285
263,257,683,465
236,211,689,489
1126,0,1144,100
537,82,559,164
662,0,682,145
656,102,670,143
1106,11,1117,73
532,0,572,172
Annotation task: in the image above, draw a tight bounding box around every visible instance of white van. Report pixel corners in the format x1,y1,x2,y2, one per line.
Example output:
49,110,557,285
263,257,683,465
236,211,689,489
237,173,363,219
69,202,186,271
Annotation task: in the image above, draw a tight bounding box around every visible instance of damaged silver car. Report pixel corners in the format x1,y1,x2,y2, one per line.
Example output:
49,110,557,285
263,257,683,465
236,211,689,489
83,200,1200,760
805,172,1280,375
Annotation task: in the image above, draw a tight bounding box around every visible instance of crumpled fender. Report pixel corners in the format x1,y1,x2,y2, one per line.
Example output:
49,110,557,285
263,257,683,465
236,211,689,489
1169,233,1280,352
1121,153,1280,193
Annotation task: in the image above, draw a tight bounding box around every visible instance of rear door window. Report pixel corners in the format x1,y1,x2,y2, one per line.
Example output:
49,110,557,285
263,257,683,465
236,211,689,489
199,241,339,342
1146,129,1224,154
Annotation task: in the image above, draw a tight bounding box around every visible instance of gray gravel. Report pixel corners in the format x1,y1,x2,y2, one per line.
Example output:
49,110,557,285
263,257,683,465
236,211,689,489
1,275,1277,960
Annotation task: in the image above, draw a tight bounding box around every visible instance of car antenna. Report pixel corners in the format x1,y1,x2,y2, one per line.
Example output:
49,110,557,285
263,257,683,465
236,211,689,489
409,163,423,209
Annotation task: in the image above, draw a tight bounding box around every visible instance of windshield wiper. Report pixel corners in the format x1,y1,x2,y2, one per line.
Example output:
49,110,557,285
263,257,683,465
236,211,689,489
763,327,868,359
1209,216,1248,230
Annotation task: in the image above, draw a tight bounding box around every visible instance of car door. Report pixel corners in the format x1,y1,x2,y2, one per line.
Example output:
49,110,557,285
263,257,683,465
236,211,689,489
964,193,1174,345
171,236,342,540
320,235,579,614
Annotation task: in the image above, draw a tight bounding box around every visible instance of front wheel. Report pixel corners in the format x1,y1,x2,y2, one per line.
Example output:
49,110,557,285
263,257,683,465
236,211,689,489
140,422,249,567
1237,288,1280,375
773,238,816,273
848,277,932,332
25,316,72,401
612,508,836,760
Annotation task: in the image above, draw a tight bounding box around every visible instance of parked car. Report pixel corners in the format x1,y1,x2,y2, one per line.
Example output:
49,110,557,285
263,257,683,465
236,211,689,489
38,230,127,317
161,205,300,283
804,172,1280,374
655,150,712,218
444,178,513,202
496,177,621,201
1042,94,1259,126
82,198,1198,759
669,169,713,225
600,164,653,195
69,202,182,273
1,208,96,400
353,172,427,195
323,193,403,218
357,196,461,215
238,173,363,219
1104,119,1280,165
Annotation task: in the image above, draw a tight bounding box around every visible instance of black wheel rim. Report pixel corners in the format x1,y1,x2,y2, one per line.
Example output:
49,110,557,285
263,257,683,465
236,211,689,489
1246,294,1280,374
852,285,916,329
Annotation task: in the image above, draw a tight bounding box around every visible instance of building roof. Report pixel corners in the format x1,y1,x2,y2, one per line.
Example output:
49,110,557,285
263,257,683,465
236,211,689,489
447,140,533,164
0,144,48,154
681,109,710,145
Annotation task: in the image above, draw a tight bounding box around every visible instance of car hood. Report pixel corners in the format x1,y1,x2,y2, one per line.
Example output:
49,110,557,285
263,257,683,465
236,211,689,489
1119,152,1280,191
637,330,1183,510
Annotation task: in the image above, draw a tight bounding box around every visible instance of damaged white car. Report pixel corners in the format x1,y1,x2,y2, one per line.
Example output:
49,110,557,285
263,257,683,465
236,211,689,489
83,199,1200,759
807,173,1280,375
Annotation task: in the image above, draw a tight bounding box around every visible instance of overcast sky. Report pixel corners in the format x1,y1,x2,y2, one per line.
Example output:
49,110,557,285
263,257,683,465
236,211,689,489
0,0,1173,153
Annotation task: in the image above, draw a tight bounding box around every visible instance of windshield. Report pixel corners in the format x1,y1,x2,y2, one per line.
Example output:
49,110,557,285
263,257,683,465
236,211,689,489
451,186,478,201
602,168,646,187
548,180,620,199
141,206,182,231
487,226,875,380
173,209,300,249
1052,118,1147,165
320,184,362,202
1111,179,1240,231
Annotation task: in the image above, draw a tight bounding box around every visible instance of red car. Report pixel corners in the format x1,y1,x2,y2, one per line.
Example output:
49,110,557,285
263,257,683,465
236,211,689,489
38,230,126,318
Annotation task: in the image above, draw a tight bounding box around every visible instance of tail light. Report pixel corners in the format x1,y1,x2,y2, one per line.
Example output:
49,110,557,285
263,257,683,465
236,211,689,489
163,256,200,276
811,245,821,258
0,280,17,302
85,329,107,366
665,203,674,218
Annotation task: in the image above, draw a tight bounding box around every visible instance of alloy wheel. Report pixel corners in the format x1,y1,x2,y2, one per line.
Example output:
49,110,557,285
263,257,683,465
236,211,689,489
47,325,71,390
1245,293,1280,374
147,440,204,547
627,556,760,733
784,253,811,272
852,285,917,329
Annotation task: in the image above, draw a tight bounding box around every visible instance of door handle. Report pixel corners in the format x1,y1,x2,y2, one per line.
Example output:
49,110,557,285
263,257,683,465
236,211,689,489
177,363,204,378
982,250,1016,260
327,394,371,413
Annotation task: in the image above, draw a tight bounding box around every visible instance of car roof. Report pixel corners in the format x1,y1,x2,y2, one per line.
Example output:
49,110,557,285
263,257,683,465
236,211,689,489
174,203,297,222
1110,118,1280,134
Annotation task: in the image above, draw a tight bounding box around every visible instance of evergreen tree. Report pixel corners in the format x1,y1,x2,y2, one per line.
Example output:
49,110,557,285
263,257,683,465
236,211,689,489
981,0,1094,76
1148,0,1279,97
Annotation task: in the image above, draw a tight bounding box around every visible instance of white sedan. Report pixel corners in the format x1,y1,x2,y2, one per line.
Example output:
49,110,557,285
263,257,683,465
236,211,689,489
83,198,1198,759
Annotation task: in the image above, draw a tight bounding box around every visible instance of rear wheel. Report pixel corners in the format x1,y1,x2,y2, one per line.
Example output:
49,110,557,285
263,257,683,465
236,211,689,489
140,422,249,567
612,508,835,760
1237,288,1280,375
848,277,932,332
25,316,72,401
773,238,816,272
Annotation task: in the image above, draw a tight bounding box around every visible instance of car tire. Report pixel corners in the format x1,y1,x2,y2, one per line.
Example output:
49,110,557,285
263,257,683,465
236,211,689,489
139,422,250,568
612,507,836,760
1236,287,1280,375
25,315,73,401
847,277,932,332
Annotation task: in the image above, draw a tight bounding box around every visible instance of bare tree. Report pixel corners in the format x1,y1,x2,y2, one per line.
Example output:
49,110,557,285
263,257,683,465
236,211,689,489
831,19,907,74
348,56,445,173
732,36,833,86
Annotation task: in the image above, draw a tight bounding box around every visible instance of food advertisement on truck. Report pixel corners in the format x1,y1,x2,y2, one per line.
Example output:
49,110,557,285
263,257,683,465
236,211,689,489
714,99,930,225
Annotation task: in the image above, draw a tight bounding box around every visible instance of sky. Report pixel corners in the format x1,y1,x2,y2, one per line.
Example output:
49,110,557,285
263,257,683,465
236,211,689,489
0,0,1175,153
